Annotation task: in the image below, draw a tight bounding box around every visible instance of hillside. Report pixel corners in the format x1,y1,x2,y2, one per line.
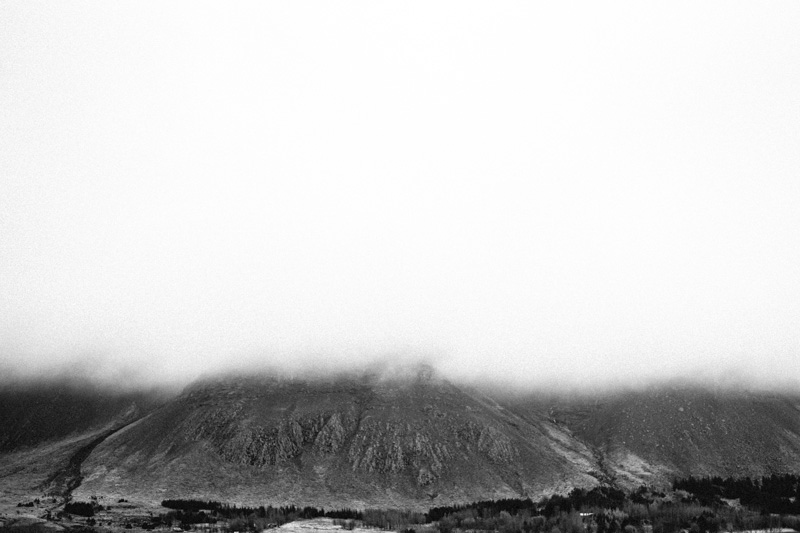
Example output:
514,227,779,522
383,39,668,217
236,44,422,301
505,387,800,488
73,369,599,509
6,375,800,511
0,380,166,453
0,380,170,510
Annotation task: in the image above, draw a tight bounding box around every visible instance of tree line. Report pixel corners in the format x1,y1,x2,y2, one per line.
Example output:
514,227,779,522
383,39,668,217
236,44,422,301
673,474,800,513
159,500,362,529
58,474,800,533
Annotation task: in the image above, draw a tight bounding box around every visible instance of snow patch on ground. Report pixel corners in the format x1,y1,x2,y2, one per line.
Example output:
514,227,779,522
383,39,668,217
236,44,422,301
277,518,367,533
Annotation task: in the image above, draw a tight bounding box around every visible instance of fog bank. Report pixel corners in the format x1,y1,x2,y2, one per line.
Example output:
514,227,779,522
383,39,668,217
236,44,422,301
2,2,799,393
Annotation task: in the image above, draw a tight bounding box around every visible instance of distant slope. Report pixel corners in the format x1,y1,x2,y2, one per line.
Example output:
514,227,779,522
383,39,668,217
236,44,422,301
0,380,171,506
7,375,800,510
506,387,800,488
74,370,600,508
0,380,167,453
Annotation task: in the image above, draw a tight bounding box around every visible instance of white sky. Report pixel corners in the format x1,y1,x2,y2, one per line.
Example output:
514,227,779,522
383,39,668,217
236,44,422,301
1,2,799,389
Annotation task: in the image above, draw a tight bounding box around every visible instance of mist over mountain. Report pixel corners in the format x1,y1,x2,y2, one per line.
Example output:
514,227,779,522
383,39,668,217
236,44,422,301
4,368,800,511
2,0,800,519
67,369,597,508
0,379,168,453
2,2,800,399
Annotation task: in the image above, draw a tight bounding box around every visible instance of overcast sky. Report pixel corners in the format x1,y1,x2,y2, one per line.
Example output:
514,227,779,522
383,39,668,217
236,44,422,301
1,2,799,390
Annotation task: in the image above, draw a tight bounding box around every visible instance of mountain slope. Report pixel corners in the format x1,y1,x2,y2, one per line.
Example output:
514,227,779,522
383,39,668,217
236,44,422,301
74,371,599,508
7,375,800,510
0,380,170,508
0,381,164,453
507,387,800,488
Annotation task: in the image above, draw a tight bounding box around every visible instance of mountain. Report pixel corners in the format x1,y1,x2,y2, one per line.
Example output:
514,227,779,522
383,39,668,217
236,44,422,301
71,369,598,509
0,380,168,508
4,373,800,511
504,386,800,488
0,380,165,453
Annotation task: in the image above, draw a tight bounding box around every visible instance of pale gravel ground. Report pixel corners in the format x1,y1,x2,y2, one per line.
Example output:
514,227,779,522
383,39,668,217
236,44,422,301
275,518,438,533
736,530,796,533
276,518,372,533
274,520,799,533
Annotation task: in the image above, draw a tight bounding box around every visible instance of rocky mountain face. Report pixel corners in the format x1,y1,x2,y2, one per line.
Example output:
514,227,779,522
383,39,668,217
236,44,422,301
4,374,800,510
72,370,597,508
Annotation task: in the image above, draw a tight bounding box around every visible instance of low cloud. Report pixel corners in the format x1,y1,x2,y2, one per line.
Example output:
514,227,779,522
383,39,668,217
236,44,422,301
2,3,799,394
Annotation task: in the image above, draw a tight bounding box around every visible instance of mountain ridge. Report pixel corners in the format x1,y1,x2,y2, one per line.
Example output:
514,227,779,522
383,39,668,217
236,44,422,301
71,371,598,509
3,373,800,510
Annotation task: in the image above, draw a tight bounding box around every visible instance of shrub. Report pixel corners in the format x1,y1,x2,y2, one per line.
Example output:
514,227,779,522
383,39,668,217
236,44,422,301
64,502,95,517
